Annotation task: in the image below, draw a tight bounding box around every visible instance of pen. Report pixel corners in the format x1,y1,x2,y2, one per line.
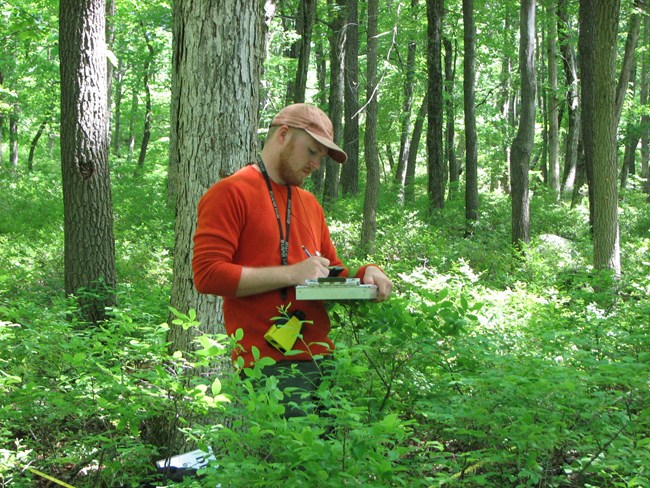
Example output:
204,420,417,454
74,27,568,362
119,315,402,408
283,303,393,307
302,245,312,257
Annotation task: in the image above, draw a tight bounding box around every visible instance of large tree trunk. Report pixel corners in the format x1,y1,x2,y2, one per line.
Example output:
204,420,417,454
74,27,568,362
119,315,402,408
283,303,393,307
591,0,621,274
323,0,345,204
558,0,580,195
426,0,445,210
59,0,116,324
510,0,536,249
168,0,265,352
341,0,359,196
547,0,560,199
361,0,379,253
463,0,478,223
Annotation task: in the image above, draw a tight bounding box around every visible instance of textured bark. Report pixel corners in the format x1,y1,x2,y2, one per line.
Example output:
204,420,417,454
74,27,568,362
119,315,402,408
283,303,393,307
463,0,478,222
510,0,536,248
341,0,359,196
592,0,621,274
59,0,116,324
426,0,445,210
323,0,345,203
168,0,265,352
361,0,379,253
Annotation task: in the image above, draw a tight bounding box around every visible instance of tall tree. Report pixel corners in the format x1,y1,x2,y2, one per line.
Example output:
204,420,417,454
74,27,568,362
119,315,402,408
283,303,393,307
341,0,359,196
168,0,265,350
591,0,621,274
395,39,417,189
405,93,428,203
361,0,379,253
59,0,116,323
547,0,560,199
426,0,445,210
444,37,458,192
641,15,650,197
510,0,536,249
558,0,580,195
323,0,345,203
614,0,641,128
463,0,478,223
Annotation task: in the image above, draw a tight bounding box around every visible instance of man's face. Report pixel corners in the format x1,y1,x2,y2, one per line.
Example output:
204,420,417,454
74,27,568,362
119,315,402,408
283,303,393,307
277,129,328,186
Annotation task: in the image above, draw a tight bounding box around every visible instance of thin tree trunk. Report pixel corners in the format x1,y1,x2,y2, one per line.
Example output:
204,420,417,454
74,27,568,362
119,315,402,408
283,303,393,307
444,37,458,193
27,118,48,172
641,15,650,197
547,0,560,199
405,93,428,203
510,0,536,249
323,0,345,204
558,0,580,195
293,0,316,104
614,0,641,128
137,23,155,169
395,39,417,188
463,0,478,223
579,0,596,227
10,108,18,171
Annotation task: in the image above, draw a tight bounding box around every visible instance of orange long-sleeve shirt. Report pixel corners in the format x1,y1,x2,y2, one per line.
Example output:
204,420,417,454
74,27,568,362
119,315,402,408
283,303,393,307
193,164,369,366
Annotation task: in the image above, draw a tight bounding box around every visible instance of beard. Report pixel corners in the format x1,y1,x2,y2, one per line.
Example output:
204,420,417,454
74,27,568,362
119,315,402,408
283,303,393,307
277,139,308,187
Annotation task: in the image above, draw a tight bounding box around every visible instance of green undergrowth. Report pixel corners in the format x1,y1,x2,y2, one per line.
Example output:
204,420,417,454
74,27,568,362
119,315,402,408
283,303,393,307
1,163,649,487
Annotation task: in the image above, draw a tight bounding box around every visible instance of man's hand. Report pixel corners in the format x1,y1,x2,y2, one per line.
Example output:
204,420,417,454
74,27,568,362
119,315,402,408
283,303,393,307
363,266,393,302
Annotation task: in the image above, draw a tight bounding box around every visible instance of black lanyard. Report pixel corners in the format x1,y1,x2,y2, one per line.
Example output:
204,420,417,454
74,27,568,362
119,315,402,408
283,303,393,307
258,158,292,299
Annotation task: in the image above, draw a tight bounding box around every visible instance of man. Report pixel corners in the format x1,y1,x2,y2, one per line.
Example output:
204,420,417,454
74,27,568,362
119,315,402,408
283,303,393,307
192,103,392,414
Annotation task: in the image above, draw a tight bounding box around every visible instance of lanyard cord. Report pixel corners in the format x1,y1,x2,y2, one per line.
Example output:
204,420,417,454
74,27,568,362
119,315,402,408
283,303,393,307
257,158,291,300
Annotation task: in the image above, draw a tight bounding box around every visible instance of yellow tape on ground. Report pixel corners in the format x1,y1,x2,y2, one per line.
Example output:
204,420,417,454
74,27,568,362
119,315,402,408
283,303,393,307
26,467,77,488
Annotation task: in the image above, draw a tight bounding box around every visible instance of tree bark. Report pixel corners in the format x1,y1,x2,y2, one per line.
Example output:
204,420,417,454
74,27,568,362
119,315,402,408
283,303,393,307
405,93,428,203
426,0,445,210
395,39,417,188
341,0,359,196
361,0,379,253
444,37,457,193
641,15,650,197
59,0,116,324
137,23,155,169
463,0,478,223
323,0,345,204
591,0,621,274
558,0,580,195
28,118,48,172
510,0,536,249
547,0,560,199
614,0,641,128
293,0,316,104
168,0,265,351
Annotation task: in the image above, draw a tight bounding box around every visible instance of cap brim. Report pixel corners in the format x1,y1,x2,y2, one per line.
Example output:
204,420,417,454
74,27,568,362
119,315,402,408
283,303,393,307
305,130,347,164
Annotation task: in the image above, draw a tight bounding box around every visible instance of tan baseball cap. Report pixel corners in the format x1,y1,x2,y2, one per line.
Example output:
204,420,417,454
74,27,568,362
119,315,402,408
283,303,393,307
270,103,347,163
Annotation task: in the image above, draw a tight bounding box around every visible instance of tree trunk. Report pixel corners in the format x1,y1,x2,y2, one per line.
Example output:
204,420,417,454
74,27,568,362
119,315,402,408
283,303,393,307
444,37,457,194
558,0,580,195
27,118,48,172
426,0,445,210
591,0,621,274
361,0,379,253
396,37,417,188
10,107,18,171
323,0,345,204
405,93,428,203
293,0,316,104
168,0,265,351
641,15,650,197
496,11,515,193
113,59,123,157
547,0,560,199
341,0,359,196
578,0,597,227
59,0,116,324
510,0,536,249
620,63,638,192
614,0,641,128
137,23,155,169
463,0,478,223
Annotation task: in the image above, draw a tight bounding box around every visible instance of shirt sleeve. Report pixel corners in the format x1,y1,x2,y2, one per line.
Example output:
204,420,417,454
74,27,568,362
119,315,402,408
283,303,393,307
192,181,244,297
